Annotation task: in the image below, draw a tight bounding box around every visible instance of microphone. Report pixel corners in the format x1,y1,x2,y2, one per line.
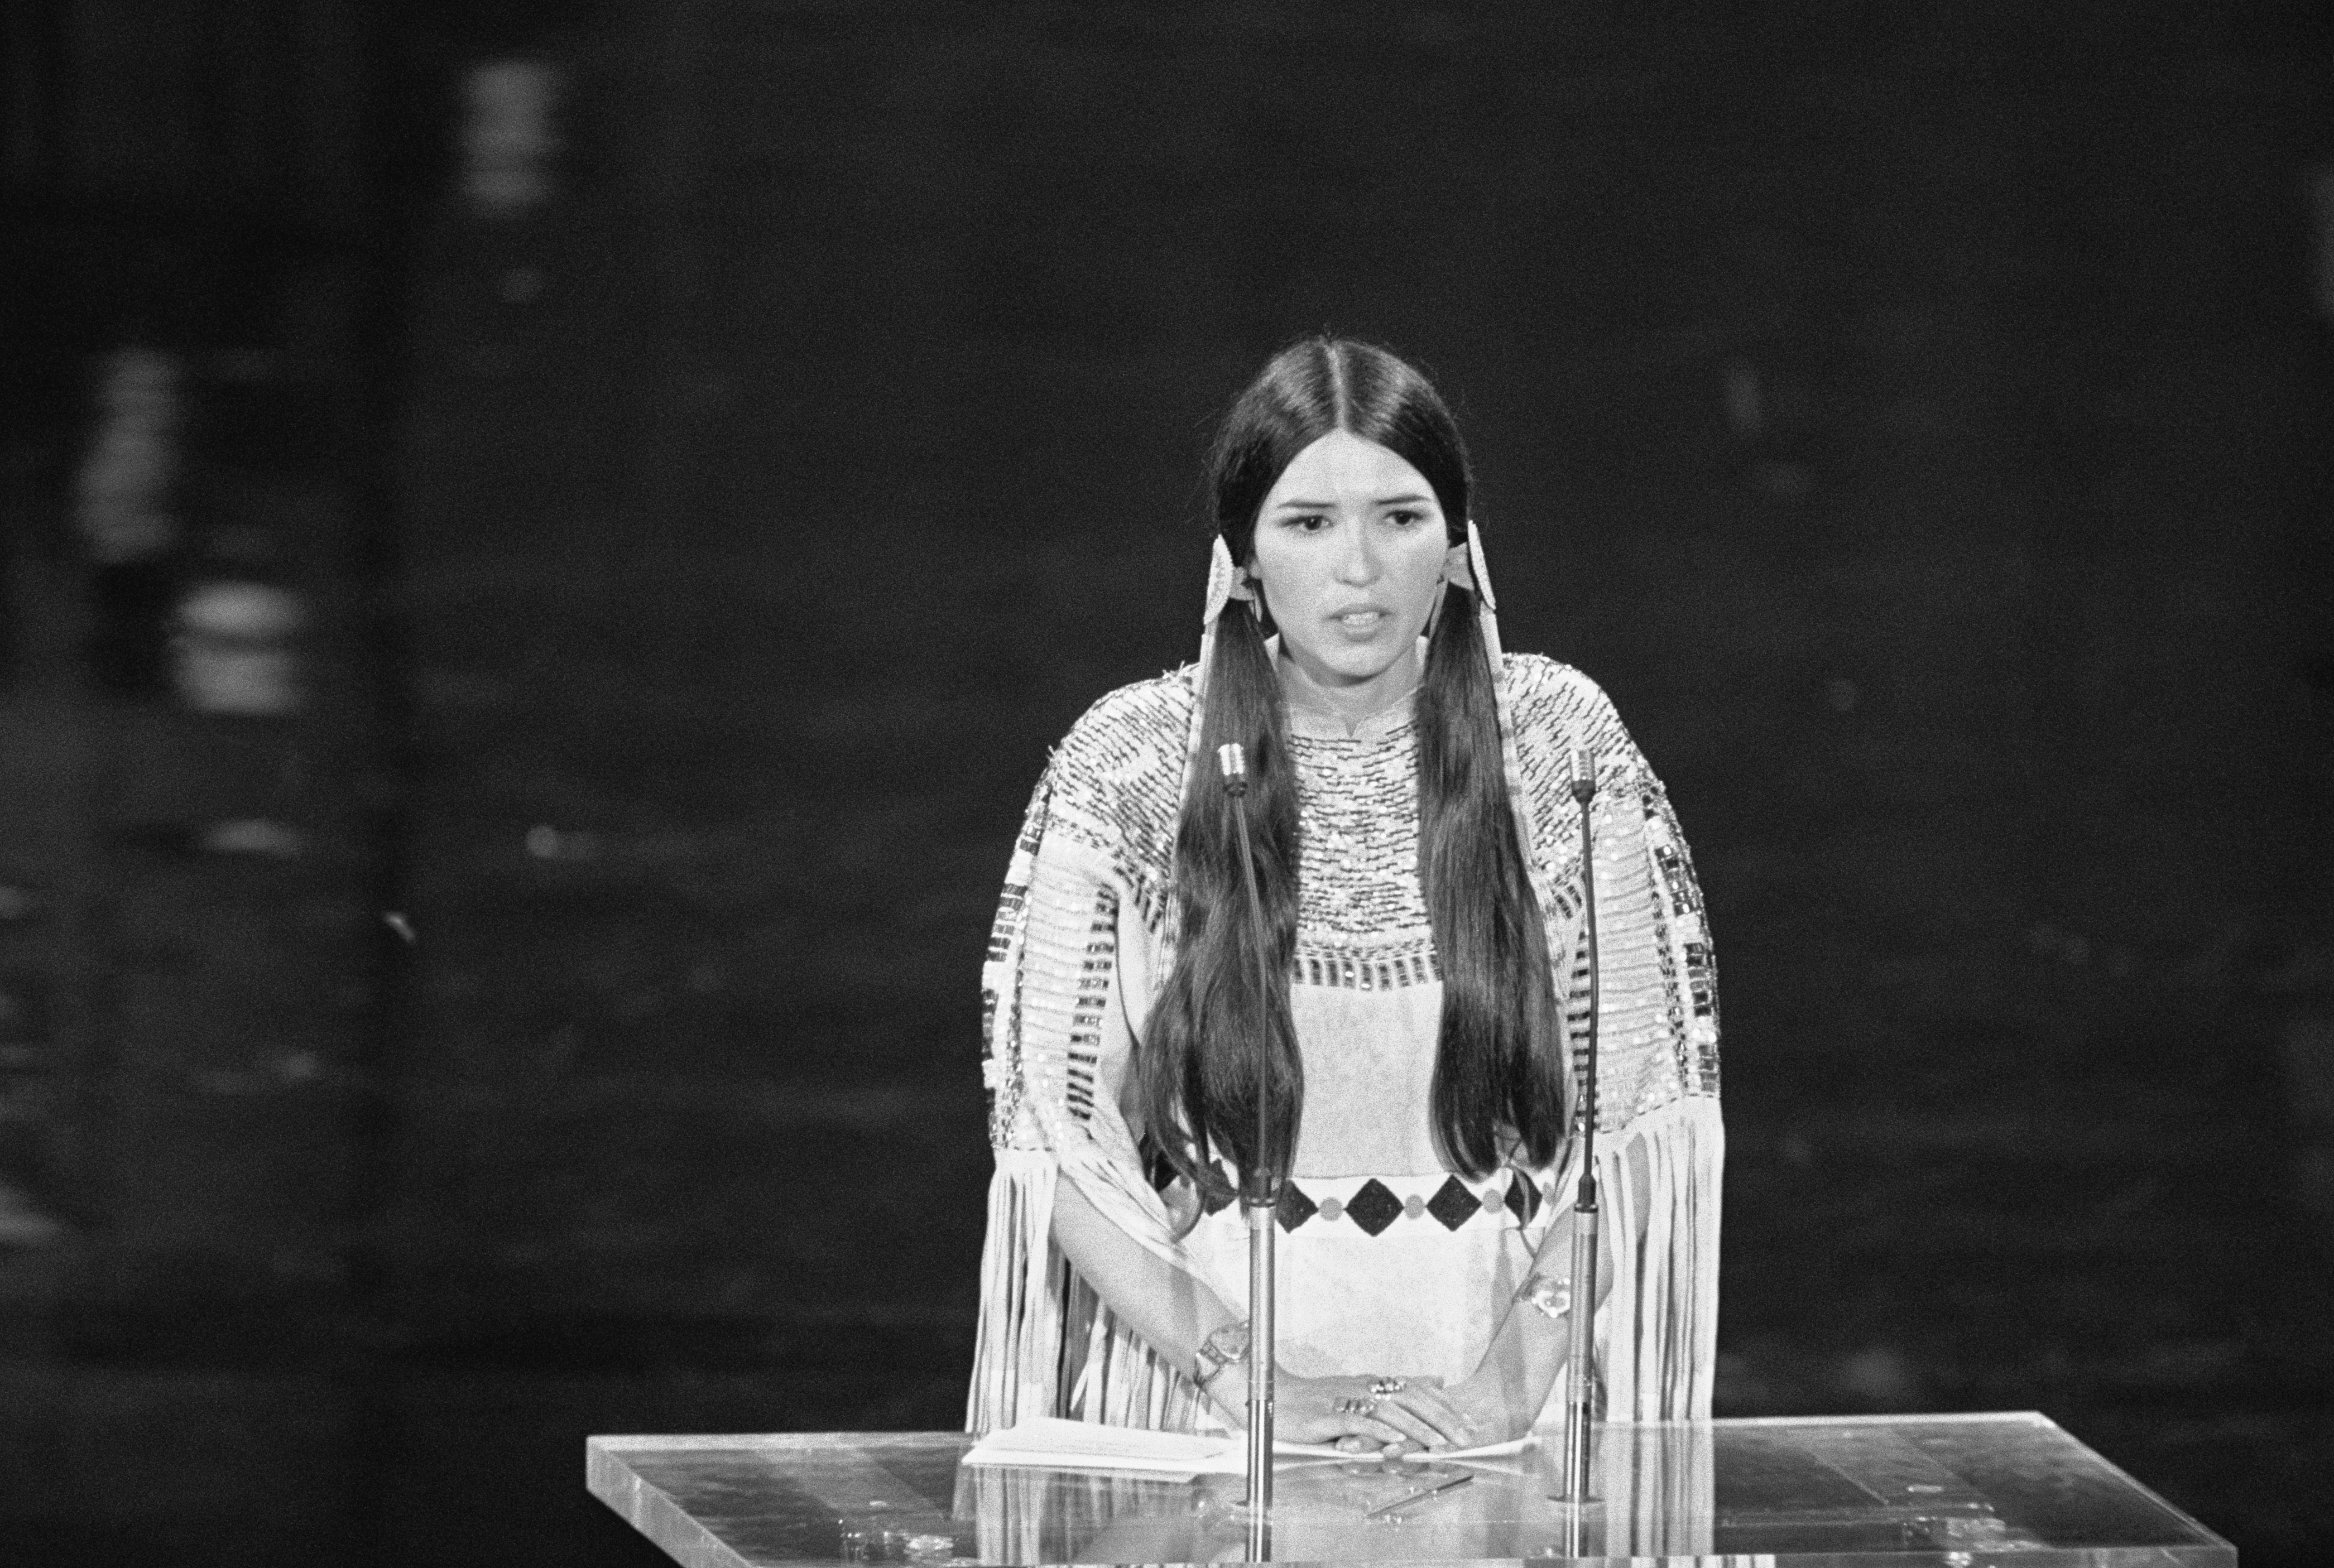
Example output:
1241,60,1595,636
1217,742,1247,796
1560,741,1603,1506
1217,741,1271,1199
1217,739,1278,1533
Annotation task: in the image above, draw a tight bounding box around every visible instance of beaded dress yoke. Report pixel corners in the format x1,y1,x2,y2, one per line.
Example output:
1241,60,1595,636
968,653,1722,1435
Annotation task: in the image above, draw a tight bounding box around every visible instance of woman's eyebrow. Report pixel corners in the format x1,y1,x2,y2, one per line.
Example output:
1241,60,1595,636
1267,492,1435,510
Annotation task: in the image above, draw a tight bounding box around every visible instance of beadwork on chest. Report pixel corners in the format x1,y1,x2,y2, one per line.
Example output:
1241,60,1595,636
1289,725,1431,945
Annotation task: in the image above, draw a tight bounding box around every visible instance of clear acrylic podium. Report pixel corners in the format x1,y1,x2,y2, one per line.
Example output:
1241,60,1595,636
588,1411,2233,1566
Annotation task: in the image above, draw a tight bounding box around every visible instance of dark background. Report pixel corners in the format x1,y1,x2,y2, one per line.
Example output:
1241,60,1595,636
4,1,2332,1562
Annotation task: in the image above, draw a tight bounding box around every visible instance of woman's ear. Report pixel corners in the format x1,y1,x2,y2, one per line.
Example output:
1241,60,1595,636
1236,552,1272,626
1443,541,1472,587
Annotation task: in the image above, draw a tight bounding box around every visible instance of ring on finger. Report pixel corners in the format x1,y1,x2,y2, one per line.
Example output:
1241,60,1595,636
1368,1376,1408,1397
1334,1396,1378,1416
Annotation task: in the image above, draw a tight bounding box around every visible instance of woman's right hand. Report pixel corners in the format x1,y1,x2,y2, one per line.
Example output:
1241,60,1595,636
1215,1372,1480,1455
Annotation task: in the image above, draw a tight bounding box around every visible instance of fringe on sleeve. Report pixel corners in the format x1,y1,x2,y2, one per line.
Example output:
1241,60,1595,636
1585,756,1723,1422
1589,1097,1725,1422
967,758,1071,1436
967,1148,1064,1435
1598,1414,1718,1558
1528,659,1725,1425
967,1144,1213,1436
966,713,1216,1436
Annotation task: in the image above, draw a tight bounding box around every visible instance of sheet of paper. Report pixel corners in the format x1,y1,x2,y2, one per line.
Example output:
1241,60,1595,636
962,1417,1534,1479
962,1418,1228,1476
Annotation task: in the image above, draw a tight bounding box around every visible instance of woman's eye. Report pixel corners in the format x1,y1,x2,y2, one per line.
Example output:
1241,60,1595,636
1284,513,1331,533
1386,509,1425,528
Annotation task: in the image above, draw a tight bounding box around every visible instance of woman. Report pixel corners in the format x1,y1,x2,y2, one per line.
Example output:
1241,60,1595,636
968,338,1721,1454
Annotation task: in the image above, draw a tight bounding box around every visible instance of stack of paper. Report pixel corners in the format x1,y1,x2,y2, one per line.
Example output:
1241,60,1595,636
963,1419,1241,1480
963,1417,1533,1482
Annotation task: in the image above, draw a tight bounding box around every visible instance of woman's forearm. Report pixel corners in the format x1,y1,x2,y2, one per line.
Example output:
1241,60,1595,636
1467,1210,1582,1427
1050,1173,1245,1407
1468,1141,1649,1431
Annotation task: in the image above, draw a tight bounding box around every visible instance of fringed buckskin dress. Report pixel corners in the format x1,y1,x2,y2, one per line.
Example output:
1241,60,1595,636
967,652,1721,1436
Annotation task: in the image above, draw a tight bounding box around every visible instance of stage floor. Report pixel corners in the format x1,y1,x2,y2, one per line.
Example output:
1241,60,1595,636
588,1410,2232,1566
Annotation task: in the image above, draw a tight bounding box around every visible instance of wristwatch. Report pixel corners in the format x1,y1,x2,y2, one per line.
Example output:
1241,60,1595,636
1193,1321,1252,1391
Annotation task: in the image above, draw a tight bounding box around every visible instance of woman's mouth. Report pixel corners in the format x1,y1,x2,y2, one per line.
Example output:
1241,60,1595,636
1331,609,1387,634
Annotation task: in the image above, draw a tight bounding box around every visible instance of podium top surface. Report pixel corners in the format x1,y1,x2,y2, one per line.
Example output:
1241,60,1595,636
587,1412,2232,1568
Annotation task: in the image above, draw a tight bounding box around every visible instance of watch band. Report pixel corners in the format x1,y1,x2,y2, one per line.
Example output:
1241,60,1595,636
1192,1320,1252,1390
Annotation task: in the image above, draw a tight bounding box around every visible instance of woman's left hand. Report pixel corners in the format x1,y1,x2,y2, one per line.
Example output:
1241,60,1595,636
1432,1367,1539,1447
1413,1344,1601,1454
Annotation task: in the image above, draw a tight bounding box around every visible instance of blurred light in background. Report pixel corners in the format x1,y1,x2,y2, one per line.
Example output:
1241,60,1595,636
174,579,305,716
462,59,565,215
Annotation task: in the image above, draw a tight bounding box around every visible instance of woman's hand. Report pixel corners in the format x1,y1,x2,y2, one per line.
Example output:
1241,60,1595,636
1439,1343,1601,1449
1437,1364,1540,1447
1223,1372,1482,1456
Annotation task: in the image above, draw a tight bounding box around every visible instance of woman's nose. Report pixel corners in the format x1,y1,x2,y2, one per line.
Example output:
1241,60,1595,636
1333,520,1379,583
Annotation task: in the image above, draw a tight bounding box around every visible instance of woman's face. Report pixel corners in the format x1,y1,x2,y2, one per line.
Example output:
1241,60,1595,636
1247,430,1463,699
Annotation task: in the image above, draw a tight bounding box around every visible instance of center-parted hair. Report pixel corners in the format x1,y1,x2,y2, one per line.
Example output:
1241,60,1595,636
1139,337,1569,1209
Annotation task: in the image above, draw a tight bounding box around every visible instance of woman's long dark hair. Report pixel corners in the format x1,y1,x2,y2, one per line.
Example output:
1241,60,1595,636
1139,337,1568,1208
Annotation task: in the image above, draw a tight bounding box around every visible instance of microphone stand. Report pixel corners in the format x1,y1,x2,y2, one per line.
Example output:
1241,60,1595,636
1217,743,1279,1560
1559,743,1602,1509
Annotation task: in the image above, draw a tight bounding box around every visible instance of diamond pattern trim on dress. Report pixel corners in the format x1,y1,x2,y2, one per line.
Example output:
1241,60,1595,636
1248,1176,1530,1234
1426,1175,1482,1230
1343,1179,1403,1236
1504,1170,1545,1224
1275,1183,1319,1232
